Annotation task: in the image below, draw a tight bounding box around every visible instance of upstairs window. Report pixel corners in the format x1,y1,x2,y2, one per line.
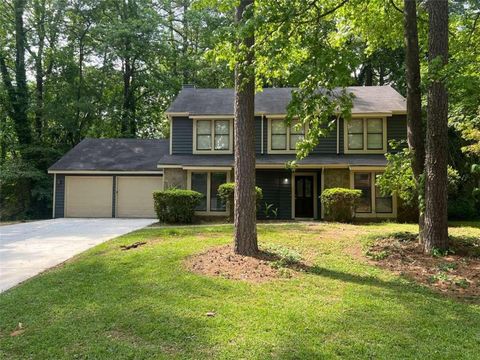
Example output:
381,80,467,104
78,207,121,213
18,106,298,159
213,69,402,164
346,118,386,153
269,119,306,153
194,119,232,153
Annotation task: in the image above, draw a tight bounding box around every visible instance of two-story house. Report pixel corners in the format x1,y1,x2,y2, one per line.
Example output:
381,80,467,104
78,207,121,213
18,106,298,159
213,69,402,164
49,85,407,220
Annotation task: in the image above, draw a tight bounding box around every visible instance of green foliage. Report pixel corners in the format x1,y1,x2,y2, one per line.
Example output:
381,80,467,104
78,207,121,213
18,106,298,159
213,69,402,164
263,243,302,269
263,202,279,219
153,189,202,224
448,197,478,220
321,187,361,223
217,182,263,221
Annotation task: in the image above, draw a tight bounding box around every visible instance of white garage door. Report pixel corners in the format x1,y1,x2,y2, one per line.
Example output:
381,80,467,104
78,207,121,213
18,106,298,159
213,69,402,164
65,176,113,218
116,176,163,218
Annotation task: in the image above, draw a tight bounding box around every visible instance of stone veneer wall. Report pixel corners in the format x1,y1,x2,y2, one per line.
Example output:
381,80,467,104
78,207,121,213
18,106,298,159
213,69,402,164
163,168,187,189
323,169,350,190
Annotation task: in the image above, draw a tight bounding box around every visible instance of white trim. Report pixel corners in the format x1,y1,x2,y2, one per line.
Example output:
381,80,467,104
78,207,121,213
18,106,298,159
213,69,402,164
192,118,234,154
164,112,189,116
255,163,349,169
291,172,318,220
158,165,183,169
190,115,234,119
48,170,163,175
344,117,388,154
349,166,386,171
187,170,231,216
336,118,340,154
169,115,173,155
52,173,56,218
261,114,264,154
183,166,232,171
349,170,397,218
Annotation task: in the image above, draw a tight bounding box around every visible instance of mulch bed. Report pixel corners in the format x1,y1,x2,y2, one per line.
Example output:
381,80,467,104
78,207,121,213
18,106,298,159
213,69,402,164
185,245,295,282
366,233,480,300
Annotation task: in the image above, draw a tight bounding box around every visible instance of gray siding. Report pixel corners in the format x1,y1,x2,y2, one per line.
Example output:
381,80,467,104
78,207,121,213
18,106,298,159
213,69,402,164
312,121,337,154
172,117,193,154
256,170,292,220
263,117,268,154
255,116,262,154
54,174,65,218
387,115,407,152
338,118,344,154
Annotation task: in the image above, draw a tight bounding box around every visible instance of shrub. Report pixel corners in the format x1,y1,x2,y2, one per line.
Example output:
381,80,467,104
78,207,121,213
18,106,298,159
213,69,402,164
153,189,202,223
448,196,478,220
217,182,263,221
321,187,361,222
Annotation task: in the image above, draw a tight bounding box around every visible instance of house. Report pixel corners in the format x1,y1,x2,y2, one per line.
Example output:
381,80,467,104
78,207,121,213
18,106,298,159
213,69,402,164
49,85,407,220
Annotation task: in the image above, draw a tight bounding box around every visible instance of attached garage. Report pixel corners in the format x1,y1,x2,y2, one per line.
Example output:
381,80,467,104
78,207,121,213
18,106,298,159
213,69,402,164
49,138,168,219
116,176,163,218
65,176,113,218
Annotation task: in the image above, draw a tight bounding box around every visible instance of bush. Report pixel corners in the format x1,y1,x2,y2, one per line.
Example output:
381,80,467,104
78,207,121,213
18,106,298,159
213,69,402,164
321,187,361,222
448,197,478,220
217,182,263,221
153,189,203,223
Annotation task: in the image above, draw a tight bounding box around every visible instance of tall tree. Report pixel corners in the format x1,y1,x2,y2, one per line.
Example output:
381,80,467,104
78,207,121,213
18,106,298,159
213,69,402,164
424,0,449,252
403,0,426,240
233,0,257,255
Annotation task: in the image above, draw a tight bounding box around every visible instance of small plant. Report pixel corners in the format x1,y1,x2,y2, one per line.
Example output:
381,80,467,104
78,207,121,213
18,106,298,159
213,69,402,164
264,244,302,269
428,272,451,284
432,247,455,257
454,278,470,289
366,249,389,261
437,262,458,272
321,188,361,222
153,189,203,224
263,202,279,219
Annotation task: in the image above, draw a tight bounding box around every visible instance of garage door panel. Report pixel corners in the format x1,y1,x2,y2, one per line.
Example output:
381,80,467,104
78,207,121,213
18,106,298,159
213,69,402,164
116,177,163,218
65,176,113,218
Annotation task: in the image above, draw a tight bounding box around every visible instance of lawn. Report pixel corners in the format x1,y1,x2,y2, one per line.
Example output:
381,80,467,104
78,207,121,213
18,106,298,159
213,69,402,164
1,222,479,359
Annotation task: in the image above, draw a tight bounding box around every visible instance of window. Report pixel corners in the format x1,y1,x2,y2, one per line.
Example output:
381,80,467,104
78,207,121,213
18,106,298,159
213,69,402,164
269,119,306,153
352,171,393,215
189,171,229,213
194,119,232,153
345,118,386,153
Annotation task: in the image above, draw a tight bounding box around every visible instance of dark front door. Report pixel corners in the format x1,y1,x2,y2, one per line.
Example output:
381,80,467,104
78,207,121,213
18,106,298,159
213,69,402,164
295,175,314,218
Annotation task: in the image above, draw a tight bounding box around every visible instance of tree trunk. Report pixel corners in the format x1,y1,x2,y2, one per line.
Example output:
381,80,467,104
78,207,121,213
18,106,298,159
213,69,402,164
403,0,426,241
424,0,449,252
233,0,258,256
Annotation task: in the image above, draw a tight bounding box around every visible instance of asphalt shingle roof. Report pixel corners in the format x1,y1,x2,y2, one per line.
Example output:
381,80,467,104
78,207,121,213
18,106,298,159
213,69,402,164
157,154,387,167
49,138,168,172
166,86,406,115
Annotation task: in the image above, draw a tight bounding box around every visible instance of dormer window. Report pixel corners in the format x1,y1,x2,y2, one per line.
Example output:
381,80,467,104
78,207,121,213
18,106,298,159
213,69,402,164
268,118,306,153
193,118,233,154
344,118,387,154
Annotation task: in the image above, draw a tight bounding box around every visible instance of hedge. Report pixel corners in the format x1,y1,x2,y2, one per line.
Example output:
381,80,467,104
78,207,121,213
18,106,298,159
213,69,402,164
321,187,361,222
153,189,203,223
217,182,263,221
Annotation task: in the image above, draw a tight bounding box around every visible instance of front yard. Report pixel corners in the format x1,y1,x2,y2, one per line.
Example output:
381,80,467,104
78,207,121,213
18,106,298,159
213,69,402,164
1,222,479,359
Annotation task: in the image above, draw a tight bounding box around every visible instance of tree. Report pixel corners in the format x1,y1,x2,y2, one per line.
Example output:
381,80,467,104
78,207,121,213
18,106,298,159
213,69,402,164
233,0,258,256
423,0,449,252
403,0,426,240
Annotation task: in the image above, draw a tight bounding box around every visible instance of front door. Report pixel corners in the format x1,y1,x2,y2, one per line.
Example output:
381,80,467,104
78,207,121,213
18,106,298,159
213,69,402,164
295,175,314,218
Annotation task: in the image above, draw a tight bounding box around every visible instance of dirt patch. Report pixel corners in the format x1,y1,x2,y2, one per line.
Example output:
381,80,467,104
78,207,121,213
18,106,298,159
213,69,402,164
185,245,307,282
366,233,480,300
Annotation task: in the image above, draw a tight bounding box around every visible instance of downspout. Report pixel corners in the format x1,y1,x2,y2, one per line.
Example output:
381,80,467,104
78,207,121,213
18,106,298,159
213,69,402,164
52,173,56,219
320,167,325,220
336,118,340,154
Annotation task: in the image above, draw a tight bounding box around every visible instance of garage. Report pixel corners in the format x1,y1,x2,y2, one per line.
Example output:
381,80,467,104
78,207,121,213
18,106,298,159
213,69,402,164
116,176,163,218
65,176,113,218
49,138,168,219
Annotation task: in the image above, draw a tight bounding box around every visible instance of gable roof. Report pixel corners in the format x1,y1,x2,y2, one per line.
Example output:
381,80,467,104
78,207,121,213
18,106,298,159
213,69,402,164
166,86,406,116
48,138,168,172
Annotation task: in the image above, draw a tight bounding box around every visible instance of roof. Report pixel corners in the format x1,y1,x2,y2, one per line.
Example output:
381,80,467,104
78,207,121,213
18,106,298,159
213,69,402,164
49,138,168,172
166,86,406,115
157,153,387,168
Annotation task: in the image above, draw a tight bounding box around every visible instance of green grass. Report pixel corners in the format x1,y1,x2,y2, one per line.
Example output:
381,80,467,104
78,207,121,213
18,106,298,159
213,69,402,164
1,222,479,359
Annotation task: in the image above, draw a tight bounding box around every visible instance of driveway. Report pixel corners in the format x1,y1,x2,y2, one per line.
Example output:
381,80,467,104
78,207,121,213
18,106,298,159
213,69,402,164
0,218,156,293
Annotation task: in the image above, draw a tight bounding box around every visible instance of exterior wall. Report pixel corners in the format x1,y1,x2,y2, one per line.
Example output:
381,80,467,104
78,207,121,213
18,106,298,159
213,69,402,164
54,175,65,218
338,118,344,154
387,115,407,152
323,168,350,189
311,122,337,154
163,168,187,189
255,116,262,154
171,117,193,154
256,170,292,220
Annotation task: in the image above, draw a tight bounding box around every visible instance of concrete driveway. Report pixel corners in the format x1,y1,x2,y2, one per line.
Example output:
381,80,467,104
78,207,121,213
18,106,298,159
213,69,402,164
0,218,156,293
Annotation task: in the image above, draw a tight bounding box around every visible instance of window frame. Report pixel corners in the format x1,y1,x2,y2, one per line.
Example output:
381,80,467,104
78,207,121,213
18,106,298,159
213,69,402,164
267,117,307,154
187,170,231,215
192,118,233,154
350,170,397,218
344,117,387,154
